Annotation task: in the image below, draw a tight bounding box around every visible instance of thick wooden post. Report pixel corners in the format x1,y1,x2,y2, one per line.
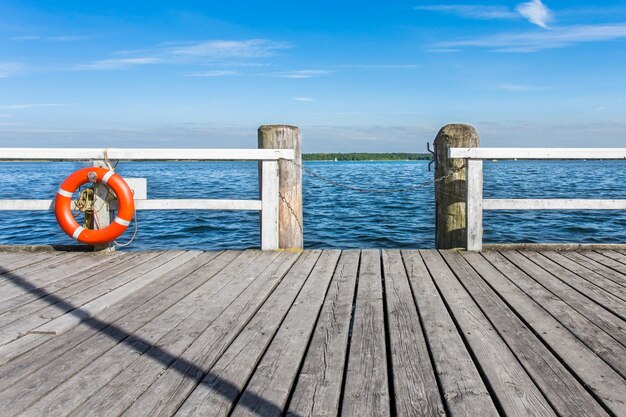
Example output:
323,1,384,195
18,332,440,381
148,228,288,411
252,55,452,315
91,161,115,252
258,125,303,250
434,124,480,249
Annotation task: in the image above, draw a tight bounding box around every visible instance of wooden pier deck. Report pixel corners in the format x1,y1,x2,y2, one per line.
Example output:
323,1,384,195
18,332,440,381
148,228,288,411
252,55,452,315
0,249,624,417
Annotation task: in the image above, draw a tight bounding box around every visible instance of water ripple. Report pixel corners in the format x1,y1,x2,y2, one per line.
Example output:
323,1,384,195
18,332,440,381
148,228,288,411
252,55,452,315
0,160,624,249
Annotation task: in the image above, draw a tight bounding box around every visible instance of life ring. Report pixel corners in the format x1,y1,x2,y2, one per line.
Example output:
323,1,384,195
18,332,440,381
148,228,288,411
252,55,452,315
55,167,135,244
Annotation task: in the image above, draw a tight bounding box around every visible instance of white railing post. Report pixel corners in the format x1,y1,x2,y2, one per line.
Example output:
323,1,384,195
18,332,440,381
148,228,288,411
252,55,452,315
466,159,483,251
260,160,280,250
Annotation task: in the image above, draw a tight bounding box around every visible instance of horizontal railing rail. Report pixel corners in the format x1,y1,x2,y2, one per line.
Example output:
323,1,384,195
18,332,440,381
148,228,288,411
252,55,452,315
449,147,626,251
0,147,295,250
0,148,294,161
449,148,626,160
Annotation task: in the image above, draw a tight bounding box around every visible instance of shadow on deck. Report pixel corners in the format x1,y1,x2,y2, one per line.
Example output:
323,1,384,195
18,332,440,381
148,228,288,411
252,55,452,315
0,248,624,417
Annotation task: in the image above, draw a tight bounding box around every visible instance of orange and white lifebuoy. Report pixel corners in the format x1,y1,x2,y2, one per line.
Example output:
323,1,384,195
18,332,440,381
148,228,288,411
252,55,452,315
55,167,135,244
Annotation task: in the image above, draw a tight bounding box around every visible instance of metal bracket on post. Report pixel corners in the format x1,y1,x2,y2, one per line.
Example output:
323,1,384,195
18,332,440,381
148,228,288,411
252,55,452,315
427,142,436,172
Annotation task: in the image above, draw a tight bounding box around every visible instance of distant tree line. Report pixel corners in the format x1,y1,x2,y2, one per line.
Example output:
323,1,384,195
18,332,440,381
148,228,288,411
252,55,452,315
302,153,431,161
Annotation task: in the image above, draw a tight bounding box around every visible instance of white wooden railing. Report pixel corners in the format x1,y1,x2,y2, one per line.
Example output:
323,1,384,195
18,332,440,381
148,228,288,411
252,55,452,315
449,148,626,251
0,148,296,250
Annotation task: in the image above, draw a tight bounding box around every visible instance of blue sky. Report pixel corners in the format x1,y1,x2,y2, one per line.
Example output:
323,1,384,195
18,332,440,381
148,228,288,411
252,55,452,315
1,0,625,151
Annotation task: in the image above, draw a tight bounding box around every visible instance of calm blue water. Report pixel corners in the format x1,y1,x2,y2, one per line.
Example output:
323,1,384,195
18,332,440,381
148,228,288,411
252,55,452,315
0,160,624,250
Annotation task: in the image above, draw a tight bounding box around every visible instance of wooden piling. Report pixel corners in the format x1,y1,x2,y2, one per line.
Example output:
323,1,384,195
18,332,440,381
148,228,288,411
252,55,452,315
91,160,115,252
258,125,303,250
434,124,480,249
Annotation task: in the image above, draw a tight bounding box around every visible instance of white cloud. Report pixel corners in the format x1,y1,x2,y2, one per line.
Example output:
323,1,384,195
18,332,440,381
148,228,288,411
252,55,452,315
168,39,290,58
76,39,289,71
333,64,420,69
494,83,545,92
416,2,553,28
0,63,24,78
186,70,240,77
0,103,75,110
436,24,626,52
271,70,330,79
293,97,316,102
516,0,552,28
414,5,518,20
12,35,91,42
76,57,160,70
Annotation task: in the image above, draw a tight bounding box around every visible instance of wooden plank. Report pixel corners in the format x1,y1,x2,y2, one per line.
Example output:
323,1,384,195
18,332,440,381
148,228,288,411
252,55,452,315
520,251,626,320
0,252,111,303
584,251,626,277
456,251,612,417
541,251,626,302
0,251,213,368
601,250,626,266
483,198,626,210
466,159,483,251
227,250,339,417
5,250,244,417
286,250,360,417
404,250,498,417
423,250,556,417
562,251,626,287
0,252,78,285
498,251,626,346
0,252,162,345
484,251,626,380
260,159,279,250
71,251,302,417
0,252,61,271
381,250,445,416
341,250,390,417
449,147,626,159
0,250,206,391
162,250,321,417
0,148,295,161
0,252,136,316
0,252,84,292
21,250,268,417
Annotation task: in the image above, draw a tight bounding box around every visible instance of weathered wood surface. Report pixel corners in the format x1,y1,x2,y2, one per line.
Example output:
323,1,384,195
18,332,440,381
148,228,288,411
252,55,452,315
0,249,625,417
341,249,390,417
258,125,303,250
434,124,480,249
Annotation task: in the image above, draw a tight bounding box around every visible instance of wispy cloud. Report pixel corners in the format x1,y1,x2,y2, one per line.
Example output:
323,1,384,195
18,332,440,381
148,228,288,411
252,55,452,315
436,24,626,52
271,70,330,79
0,63,24,78
516,0,552,29
186,70,240,77
12,35,91,42
76,57,161,70
415,2,552,28
77,39,289,71
414,5,517,20
293,97,316,102
333,64,420,69
0,103,75,110
167,39,290,58
494,83,545,92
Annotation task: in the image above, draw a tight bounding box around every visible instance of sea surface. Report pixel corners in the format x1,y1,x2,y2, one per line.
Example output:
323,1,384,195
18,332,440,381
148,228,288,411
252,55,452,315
0,160,624,250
